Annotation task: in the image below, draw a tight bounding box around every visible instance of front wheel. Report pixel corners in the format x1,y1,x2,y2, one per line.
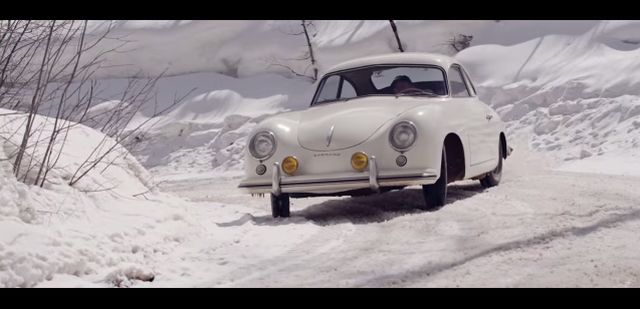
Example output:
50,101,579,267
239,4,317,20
480,144,503,188
270,194,290,218
421,147,447,210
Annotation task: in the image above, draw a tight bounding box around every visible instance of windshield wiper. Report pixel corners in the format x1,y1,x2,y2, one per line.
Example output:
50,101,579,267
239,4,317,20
314,97,351,105
394,92,438,98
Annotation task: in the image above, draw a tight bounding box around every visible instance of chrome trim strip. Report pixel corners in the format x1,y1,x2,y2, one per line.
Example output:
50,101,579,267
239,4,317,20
326,125,335,147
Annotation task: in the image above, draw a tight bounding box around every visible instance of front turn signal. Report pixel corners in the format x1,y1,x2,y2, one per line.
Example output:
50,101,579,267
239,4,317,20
282,156,299,175
351,152,369,172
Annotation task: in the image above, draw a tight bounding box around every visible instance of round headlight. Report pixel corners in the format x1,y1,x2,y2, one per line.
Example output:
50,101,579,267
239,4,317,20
249,131,276,160
389,121,417,151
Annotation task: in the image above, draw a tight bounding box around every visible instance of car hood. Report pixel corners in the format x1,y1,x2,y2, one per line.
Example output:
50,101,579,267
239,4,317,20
296,96,426,151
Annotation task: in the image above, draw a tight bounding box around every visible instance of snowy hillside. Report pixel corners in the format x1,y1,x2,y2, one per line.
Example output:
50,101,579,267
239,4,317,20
130,89,290,179
85,20,600,79
457,20,640,173
82,20,640,179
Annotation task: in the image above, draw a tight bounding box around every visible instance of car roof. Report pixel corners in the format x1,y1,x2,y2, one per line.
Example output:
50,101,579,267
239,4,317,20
325,52,459,74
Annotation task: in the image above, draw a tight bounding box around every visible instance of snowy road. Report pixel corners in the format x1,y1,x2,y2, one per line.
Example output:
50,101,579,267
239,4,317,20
158,150,640,287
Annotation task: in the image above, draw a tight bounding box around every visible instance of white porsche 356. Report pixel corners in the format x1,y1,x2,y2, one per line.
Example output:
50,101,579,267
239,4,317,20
239,52,511,217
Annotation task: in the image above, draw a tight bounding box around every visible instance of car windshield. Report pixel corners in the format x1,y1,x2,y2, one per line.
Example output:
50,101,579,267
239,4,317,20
312,65,448,105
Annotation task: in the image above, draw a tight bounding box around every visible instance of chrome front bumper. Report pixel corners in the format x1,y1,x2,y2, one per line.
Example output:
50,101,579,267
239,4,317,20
239,155,437,196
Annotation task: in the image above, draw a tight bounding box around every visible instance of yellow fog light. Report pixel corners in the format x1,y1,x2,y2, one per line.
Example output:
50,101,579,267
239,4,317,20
282,156,299,175
351,152,369,172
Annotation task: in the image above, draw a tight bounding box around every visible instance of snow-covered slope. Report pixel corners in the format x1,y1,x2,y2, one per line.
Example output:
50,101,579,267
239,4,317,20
130,89,290,179
73,71,316,180
86,20,485,78
74,20,640,179
0,109,301,288
456,21,640,173
0,109,155,286
86,20,601,79
0,109,153,196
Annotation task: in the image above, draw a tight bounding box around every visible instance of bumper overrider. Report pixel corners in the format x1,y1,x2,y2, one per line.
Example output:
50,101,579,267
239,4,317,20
238,155,438,196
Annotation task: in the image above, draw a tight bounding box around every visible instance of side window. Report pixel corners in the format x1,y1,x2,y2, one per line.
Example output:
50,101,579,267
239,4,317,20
461,68,477,96
339,79,356,98
316,75,340,102
448,66,471,98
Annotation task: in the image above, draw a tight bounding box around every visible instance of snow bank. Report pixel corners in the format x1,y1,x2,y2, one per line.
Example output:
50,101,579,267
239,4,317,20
0,108,175,287
0,109,152,196
124,89,290,180
456,21,640,171
68,70,317,180
0,131,318,288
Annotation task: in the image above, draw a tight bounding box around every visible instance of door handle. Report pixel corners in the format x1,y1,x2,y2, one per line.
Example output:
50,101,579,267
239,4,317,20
486,114,493,121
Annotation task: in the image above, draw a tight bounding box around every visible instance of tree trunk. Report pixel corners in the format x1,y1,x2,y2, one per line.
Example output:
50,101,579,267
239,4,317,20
301,20,318,81
389,20,405,52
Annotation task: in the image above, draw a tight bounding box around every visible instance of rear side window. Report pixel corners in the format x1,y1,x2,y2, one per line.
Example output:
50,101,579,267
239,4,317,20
448,65,471,97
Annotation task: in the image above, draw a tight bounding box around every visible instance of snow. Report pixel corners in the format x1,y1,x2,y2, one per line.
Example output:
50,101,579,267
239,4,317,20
456,21,640,175
0,108,316,288
0,109,152,197
71,71,315,180
127,89,290,180
153,147,640,287
82,20,606,80
0,109,158,287
4,20,640,287
556,152,640,177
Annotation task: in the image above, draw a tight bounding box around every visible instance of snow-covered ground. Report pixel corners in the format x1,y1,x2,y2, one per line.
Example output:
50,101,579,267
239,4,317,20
148,148,640,287
3,20,640,287
4,140,640,287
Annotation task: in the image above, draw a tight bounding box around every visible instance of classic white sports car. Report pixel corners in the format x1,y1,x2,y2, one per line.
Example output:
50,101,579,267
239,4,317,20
239,52,511,217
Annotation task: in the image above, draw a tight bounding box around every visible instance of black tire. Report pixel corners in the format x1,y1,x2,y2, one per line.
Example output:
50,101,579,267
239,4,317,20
421,147,447,210
480,143,503,188
270,193,290,218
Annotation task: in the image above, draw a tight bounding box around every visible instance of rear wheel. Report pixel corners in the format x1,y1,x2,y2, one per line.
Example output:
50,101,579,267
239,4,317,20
480,143,503,188
270,194,290,218
421,147,447,210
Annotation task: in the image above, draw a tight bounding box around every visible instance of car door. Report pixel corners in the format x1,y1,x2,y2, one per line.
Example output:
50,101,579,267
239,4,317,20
448,64,496,171
461,66,501,164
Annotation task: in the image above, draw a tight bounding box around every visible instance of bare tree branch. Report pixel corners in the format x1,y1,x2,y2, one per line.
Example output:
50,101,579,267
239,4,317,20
389,20,405,52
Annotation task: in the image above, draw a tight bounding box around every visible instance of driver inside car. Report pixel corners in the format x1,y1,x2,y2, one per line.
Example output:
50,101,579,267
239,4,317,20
392,75,419,94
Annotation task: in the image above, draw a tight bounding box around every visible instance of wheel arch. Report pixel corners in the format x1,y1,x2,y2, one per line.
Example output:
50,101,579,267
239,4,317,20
443,132,466,183
500,132,507,159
